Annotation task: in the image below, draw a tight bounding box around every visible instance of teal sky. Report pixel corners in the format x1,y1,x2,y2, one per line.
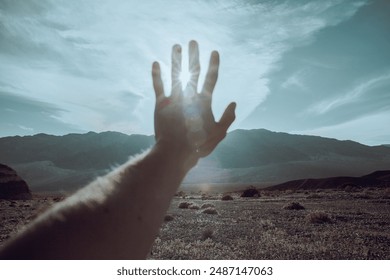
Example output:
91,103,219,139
1,0,389,145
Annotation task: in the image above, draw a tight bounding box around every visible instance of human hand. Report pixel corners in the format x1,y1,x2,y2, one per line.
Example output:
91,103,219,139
152,40,236,163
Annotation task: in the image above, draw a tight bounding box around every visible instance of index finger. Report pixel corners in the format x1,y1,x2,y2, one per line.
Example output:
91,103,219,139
152,61,165,99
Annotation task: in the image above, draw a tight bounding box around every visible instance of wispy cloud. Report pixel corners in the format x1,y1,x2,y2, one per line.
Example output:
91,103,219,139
293,110,390,146
18,125,34,132
281,69,309,91
0,90,81,136
309,72,390,115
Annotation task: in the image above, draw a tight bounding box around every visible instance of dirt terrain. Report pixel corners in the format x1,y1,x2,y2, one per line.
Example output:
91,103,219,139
1,189,389,259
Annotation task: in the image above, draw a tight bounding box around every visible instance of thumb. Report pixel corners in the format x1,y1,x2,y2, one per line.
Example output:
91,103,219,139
218,102,236,131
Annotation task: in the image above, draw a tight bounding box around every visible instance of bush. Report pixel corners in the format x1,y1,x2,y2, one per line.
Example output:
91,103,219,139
175,190,186,197
201,203,215,209
241,187,260,198
306,193,323,199
306,211,332,224
382,188,390,199
189,204,200,210
164,214,174,222
178,202,192,209
344,184,362,193
201,228,214,240
53,197,64,202
283,202,305,210
221,194,233,201
202,208,218,215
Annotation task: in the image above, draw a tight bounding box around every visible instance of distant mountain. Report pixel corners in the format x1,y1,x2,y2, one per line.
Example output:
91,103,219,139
213,129,390,168
1,129,390,192
266,170,390,191
0,131,155,170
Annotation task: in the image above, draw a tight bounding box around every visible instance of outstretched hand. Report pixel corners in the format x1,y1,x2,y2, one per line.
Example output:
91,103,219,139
152,40,236,165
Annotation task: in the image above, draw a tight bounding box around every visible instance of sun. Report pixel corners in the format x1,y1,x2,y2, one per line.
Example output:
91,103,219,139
179,69,192,87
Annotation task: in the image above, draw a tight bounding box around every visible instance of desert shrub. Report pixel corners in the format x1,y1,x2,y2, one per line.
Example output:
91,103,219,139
201,228,214,240
164,214,174,222
178,202,192,209
189,204,200,210
201,203,215,209
259,219,275,230
382,188,390,199
260,191,273,197
306,211,332,224
354,190,373,199
175,191,186,198
52,197,64,202
241,187,260,198
202,208,218,215
283,202,305,210
221,194,233,201
344,184,362,193
306,193,323,199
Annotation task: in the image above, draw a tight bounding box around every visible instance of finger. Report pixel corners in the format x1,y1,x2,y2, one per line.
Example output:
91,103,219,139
218,102,236,131
201,50,219,96
187,40,200,94
171,44,182,96
152,61,165,99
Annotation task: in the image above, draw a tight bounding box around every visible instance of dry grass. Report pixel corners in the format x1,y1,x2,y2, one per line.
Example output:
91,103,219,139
150,188,390,259
1,189,390,260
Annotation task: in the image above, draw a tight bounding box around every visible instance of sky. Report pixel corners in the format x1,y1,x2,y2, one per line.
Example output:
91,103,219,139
0,0,389,145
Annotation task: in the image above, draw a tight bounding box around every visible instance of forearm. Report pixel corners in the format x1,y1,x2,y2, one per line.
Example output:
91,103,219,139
0,142,195,259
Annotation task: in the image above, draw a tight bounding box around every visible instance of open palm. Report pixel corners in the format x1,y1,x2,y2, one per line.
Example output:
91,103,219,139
152,40,236,160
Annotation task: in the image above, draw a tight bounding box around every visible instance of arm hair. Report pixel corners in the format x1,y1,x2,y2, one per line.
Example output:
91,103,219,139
0,142,194,259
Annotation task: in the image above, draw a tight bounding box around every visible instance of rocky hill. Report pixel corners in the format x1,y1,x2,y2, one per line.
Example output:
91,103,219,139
0,163,32,200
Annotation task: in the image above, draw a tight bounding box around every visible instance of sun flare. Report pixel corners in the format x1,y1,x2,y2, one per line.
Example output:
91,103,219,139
179,70,192,87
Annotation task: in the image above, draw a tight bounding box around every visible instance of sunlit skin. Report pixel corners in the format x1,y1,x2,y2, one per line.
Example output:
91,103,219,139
153,40,236,166
0,40,236,259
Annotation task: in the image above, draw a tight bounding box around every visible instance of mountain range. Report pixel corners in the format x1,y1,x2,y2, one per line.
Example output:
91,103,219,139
1,129,390,192
266,170,390,191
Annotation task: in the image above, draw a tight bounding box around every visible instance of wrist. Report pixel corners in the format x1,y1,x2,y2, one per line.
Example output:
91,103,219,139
154,139,199,172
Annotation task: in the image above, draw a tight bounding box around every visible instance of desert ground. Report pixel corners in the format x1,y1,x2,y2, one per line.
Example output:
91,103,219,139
1,188,390,259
